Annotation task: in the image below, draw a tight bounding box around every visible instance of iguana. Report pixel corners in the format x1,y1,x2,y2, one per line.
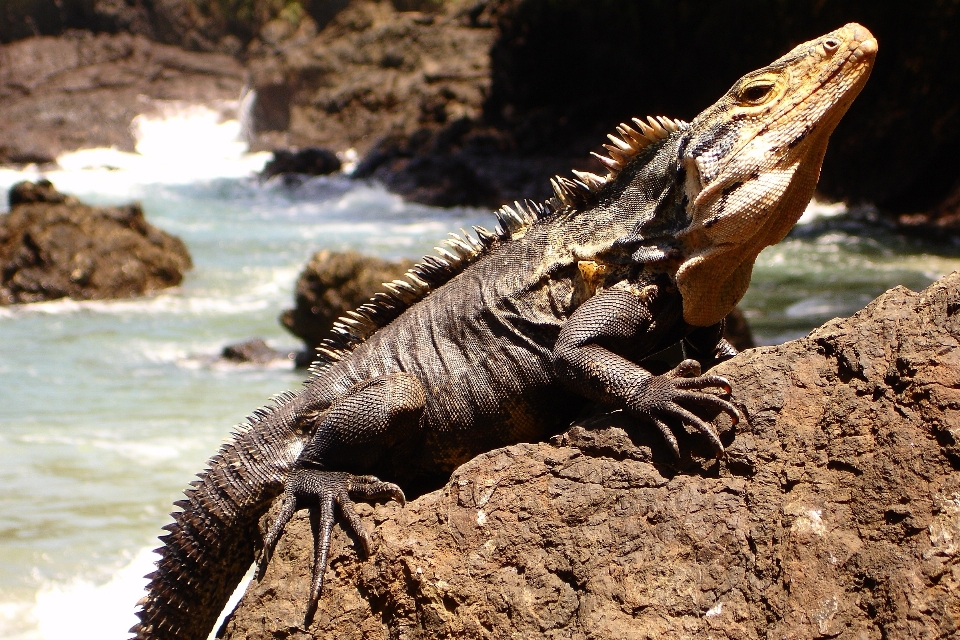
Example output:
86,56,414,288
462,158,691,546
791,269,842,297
132,23,876,640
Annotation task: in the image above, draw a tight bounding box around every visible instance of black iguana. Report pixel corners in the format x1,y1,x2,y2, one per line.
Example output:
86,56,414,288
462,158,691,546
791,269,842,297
132,23,876,639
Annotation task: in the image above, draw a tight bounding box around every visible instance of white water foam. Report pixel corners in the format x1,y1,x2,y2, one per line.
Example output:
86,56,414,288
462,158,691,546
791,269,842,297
798,197,848,224
1,548,254,640
3,548,250,640
0,548,152,640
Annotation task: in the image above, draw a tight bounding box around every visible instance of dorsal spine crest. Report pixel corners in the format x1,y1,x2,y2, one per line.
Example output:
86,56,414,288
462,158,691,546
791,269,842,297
306,115,687,379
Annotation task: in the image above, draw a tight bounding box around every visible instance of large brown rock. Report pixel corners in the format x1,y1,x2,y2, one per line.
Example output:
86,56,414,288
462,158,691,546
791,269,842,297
0,31,244,163
0,181,192,304
280,250,413,353
221,272,960,639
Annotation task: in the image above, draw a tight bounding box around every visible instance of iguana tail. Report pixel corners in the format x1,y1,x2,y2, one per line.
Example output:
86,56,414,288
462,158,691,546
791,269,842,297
131,392,305,640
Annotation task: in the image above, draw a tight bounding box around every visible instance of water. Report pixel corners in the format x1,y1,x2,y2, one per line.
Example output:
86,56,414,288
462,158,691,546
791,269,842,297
0,106,958,639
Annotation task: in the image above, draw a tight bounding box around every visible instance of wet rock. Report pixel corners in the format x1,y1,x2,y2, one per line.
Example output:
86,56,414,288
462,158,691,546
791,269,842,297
261,148,341,179
280,250,413,365
221,338,293,365
8,179,72,207
223,272,960,639
898,179,960,234
244,1,494,158
0,181,191,304
0,31,244,163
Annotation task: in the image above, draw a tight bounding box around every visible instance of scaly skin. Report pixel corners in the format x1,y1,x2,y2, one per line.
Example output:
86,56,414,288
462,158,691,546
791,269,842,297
132,24,876,640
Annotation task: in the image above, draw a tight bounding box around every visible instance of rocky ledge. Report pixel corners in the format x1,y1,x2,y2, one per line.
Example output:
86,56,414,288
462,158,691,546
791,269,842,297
221,271,960,639
0,180,192,304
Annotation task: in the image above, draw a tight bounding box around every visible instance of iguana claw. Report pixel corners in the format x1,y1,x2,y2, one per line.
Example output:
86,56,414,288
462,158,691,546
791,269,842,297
257,469,405,626
641,359,742,458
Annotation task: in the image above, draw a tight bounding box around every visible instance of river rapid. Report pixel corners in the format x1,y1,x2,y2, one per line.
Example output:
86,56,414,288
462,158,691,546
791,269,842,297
1,105,958,639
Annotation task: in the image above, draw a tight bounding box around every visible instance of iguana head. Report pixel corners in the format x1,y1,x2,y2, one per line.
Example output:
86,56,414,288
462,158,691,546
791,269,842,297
674,23,877,326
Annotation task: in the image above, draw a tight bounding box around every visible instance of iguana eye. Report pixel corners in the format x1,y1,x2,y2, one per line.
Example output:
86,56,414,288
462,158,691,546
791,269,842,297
823,37,840,53
739,81,775,105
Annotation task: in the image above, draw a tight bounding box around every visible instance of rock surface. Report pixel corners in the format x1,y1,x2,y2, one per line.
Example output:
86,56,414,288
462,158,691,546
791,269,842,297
280,250,412,364
221,339,295,365
0,31,244,163
0,181,192,304
261,148,342,179
221,272,960,639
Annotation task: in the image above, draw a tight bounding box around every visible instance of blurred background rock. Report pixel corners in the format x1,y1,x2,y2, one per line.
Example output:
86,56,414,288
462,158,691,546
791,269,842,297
3,0,960,223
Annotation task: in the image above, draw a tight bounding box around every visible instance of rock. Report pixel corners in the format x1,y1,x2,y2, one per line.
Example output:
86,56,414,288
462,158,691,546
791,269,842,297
898,179,960,234
0,181,192,304
261,148,341,179
8,178,73,206
244,1,495,157
280,250,413,364
221,338,293,365
722,306,755,351
222,272,960,639
0,31,244,162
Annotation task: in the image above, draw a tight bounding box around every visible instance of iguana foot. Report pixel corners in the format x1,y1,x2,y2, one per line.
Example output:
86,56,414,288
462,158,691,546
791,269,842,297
638,359,741,458
256,469,404,626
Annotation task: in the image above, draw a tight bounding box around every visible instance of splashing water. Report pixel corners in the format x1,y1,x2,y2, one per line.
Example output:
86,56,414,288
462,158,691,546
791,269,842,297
0,101,272,203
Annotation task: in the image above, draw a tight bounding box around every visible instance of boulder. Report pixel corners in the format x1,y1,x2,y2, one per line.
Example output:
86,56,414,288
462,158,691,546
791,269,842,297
0,181,192,304
221,338,294,365
261,148,342,180
222,271,960,639
280,250,413,365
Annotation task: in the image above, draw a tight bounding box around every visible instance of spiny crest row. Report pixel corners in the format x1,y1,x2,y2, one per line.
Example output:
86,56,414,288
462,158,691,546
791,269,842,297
306,206,543,376
550,115,689,208
160,390,300,523
305,116,686,375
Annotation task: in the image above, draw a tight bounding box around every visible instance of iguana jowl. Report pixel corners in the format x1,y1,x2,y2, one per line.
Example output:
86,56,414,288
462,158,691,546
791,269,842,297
133,23,876,639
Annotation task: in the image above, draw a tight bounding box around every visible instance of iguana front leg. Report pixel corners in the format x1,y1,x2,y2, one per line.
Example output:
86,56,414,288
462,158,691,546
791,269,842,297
257,372,425,625
553,285,741,457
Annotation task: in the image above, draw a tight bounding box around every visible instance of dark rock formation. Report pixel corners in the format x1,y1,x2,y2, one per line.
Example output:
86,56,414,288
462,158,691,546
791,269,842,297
0,31,244,163
898,180,960,234
244,1,493,154
0,181,191,304
8,178,71,207
222,271,960,638
261,148,341,180
237,0,960,215
722,306,754,352
221,338,293,365
280,250,413,365
7,2,960,216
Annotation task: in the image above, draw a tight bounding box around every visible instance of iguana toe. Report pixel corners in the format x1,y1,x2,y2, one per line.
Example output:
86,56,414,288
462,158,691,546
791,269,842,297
256,468,405,626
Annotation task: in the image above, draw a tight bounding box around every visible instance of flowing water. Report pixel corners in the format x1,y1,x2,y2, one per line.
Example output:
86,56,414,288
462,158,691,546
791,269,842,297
0,105,958,639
